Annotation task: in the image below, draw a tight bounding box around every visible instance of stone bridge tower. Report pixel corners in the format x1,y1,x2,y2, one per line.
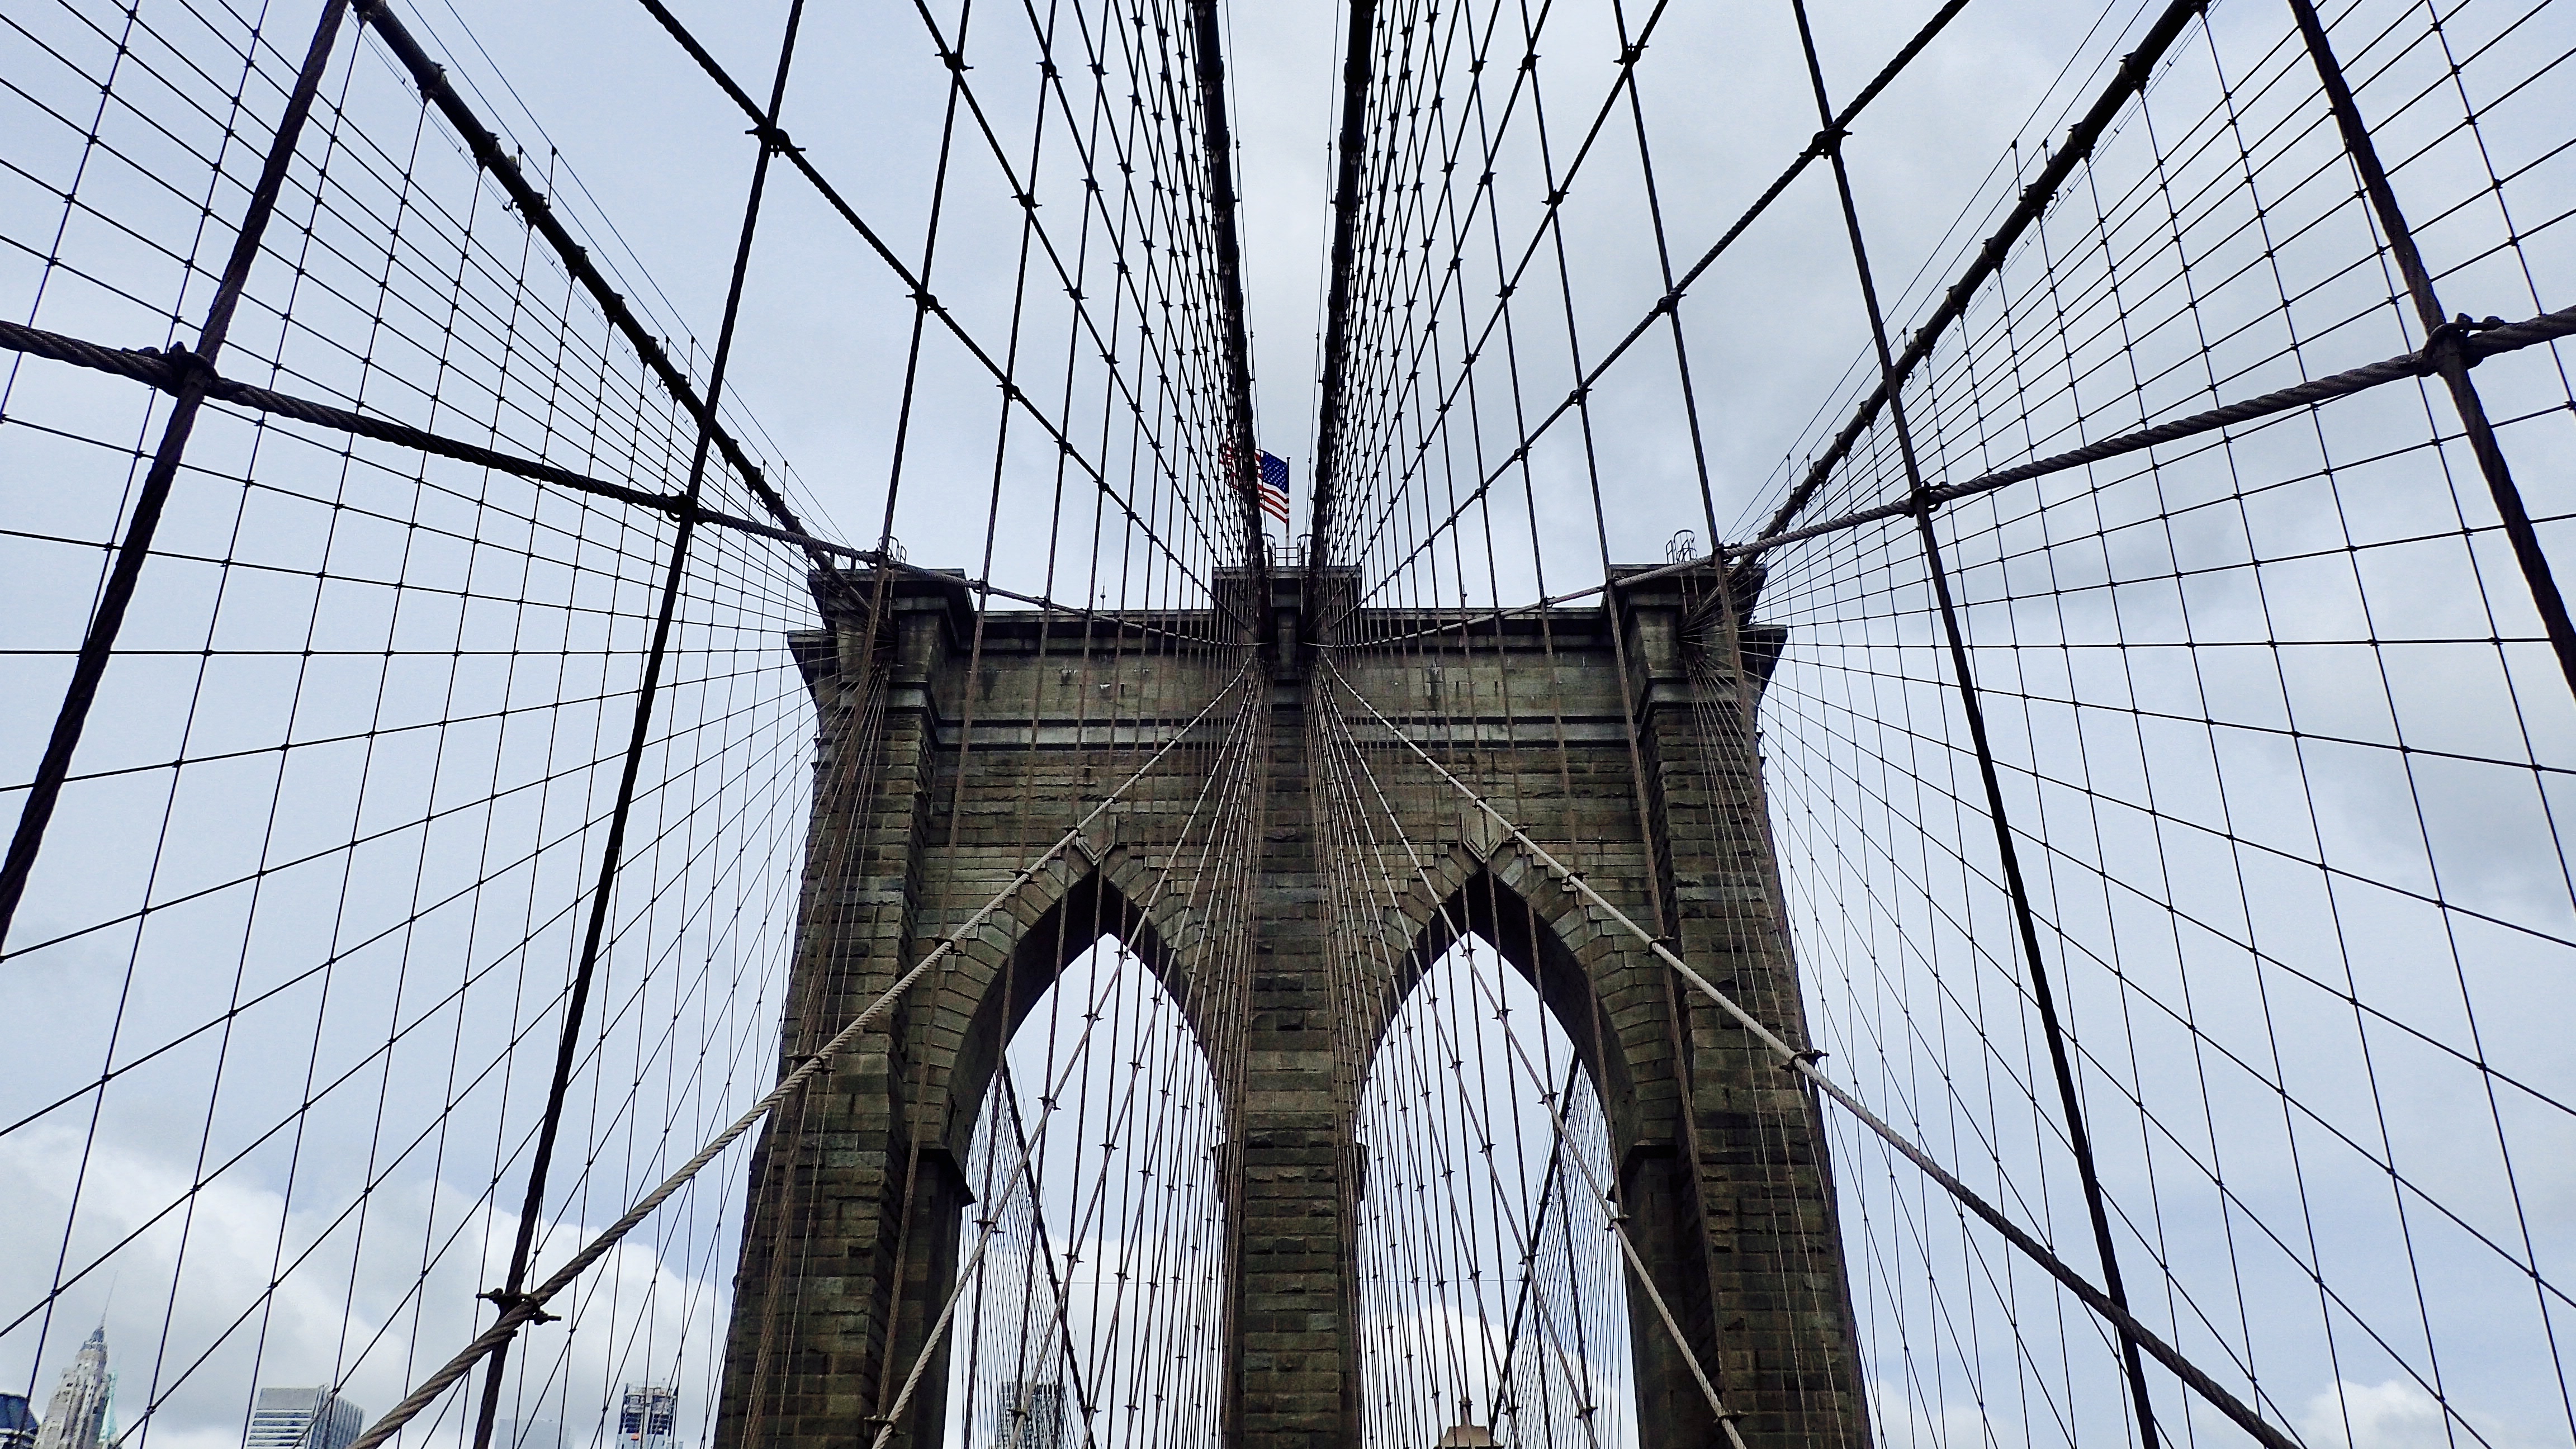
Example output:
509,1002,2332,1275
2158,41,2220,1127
711,562,1869,1449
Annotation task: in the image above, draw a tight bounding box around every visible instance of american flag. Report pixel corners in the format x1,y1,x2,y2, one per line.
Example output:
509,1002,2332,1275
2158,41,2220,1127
1219,441,1292,525
1255,450,1291,523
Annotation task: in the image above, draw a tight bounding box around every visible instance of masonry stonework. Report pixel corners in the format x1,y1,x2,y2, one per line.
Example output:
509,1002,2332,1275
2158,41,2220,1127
711,564,1868,1449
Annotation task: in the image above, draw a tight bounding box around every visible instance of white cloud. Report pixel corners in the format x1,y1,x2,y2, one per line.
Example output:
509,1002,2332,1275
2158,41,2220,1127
1867,1379,2009,1449
2298,1379,2531,1449
0,1122,735,1449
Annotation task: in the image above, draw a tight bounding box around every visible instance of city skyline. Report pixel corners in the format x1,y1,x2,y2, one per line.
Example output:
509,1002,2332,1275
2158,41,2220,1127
10,1331,688,1449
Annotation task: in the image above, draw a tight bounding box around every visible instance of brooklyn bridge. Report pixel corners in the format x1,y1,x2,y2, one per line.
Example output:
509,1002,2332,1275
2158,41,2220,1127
1,1,2570,1448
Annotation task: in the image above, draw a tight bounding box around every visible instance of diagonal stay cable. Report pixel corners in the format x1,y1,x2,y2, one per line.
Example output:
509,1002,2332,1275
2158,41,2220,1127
1318,299,2576,654
1320,0,1690,570
347,0,827,567
0,0,352,951
629,0,1243,614
1331,0,1892,571
1749,0,2211,545
1329,0,1968,603
1323,0,1977,615
2283,0,2576,699
1325,656,2309,1449
1342,0,2204,611
458,8,814,1448
1784,0,2160,1428
0,317,1241,645
1727,301,2576,560
335,656,1256,1449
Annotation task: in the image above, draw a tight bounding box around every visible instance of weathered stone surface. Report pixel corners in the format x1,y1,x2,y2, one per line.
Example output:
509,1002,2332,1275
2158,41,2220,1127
714,564,1866,1449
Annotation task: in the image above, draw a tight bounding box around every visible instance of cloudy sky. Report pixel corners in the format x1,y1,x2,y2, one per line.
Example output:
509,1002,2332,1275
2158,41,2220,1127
354,0,2149,567
5,2,2571,1448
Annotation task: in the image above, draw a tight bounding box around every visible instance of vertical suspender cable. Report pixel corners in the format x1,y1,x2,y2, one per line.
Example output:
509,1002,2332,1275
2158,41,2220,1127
1188,0,1272,595
1306,0,1380,602
0,0,352,950
1749,0,2209,549
1783,0,2164,1440
433,7,813,1448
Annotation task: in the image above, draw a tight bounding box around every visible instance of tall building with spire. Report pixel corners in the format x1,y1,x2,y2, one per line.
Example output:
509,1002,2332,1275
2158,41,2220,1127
30,1329,108,1449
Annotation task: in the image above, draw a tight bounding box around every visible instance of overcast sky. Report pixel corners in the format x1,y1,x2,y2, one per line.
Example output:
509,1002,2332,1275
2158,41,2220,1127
5,3,2571,1449
386,0,2149,571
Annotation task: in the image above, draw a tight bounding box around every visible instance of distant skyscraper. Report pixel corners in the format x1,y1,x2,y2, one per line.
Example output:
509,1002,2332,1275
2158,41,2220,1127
615,1388,674,1449
30,1329,108,1449
992,1382,1062,1449
1,1393,39,1449
243,1389,363,1449
491,1419,561,1449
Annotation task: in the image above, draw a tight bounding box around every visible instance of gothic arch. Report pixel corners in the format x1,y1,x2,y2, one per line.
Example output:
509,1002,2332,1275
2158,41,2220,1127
1357,831,1811,1449
936,881,1232,1449
923,844,1230,1164
1358,835,1679,1168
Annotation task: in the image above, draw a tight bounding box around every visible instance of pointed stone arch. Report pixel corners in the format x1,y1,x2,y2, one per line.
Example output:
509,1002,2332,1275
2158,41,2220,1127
1346,794,1863,1446
1349,834,1722,1449
1359,834,1668,1157
922,843,1234,1167
1351,840,1645,1449
937,882,1232,1449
